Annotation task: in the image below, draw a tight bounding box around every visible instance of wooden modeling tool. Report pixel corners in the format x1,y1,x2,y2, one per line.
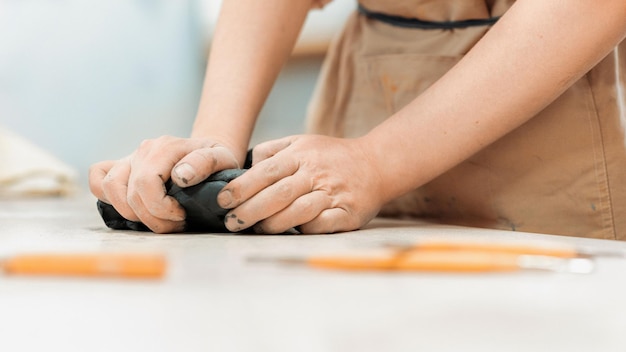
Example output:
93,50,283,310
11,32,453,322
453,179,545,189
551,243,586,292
0,253,167,279
383,241,626,258
249,244,597,274
249,251,594,274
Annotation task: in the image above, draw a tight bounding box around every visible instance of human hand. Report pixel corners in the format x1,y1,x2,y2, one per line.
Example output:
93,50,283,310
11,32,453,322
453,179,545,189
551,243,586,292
216,135,386,234
89,136,240,233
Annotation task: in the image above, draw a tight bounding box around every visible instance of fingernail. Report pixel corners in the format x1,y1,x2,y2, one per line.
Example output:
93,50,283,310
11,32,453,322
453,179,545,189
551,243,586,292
218,189,233,208
224,212,243,231
174,163,195,185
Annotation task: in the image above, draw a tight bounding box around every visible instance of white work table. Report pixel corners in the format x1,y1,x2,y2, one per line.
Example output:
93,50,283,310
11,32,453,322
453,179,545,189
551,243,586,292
1,194,625,352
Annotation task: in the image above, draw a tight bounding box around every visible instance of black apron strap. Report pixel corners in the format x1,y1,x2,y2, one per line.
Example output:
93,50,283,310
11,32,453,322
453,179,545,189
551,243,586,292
357,3,500,30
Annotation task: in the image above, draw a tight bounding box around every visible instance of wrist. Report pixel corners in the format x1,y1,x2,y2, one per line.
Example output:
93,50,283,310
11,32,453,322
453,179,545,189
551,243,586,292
353,135,401,205
356,126,429,204
191,111,255,167
188,131,249,168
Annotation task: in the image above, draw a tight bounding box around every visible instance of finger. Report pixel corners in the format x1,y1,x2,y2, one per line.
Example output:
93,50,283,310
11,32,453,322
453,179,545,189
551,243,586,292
298,208,357,234
101,159,141,222
217,154,299,210
222,172,313,232
254,190,331,234
127,170,185,223
126,190,185,234
88,160,116,202
128,142,187,222
171,145,240,187
252,136,296,166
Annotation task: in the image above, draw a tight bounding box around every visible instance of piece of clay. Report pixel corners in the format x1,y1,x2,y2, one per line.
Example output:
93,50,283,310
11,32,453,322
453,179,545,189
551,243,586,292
97,169,247,233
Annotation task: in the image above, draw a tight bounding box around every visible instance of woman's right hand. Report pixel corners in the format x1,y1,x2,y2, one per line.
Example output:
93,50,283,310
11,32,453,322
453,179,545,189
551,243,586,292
89,136,241,233
88,0,315,234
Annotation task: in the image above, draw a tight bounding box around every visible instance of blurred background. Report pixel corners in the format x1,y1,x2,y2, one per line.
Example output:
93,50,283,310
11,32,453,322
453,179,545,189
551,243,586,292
0,0,355,188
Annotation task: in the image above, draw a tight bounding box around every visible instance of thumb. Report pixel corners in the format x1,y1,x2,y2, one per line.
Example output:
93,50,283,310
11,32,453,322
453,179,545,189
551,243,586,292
171,145,240,187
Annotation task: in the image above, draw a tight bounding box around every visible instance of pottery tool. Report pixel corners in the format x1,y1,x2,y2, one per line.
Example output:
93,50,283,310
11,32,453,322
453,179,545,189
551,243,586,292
248,250,595,274
382,240,626,258
1,253,167,279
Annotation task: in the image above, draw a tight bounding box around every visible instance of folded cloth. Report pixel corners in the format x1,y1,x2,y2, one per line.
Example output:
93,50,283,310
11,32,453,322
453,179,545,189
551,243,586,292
0,126,78,197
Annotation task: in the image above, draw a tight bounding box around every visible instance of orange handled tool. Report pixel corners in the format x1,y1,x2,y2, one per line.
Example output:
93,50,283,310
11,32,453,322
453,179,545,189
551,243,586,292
1,253,167,279
307,251,521,272
385,241,625,258
249,250,594,274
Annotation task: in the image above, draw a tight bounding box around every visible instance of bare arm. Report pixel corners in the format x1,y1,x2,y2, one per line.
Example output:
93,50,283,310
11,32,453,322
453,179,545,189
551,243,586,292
362,0,626,203
192,0,312,164
90,0,315,233
217,0,626,234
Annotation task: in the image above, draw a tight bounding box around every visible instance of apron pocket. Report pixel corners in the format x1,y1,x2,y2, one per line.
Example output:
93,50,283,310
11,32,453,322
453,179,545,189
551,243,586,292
344,54,462,137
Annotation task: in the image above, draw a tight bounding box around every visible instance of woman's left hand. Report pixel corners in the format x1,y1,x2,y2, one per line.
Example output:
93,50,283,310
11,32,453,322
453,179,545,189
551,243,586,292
216,135,386,234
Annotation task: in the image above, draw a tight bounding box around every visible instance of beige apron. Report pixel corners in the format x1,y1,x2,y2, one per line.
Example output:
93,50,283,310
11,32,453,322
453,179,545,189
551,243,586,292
306,0,626,240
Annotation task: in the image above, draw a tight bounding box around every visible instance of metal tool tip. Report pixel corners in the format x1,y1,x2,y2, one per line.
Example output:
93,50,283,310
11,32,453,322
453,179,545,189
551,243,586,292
579,249,626,259
517,255,595,274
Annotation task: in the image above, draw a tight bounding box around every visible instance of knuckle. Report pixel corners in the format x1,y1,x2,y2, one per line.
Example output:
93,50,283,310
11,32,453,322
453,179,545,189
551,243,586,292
196,148,219,169
263,163,281,179
87,164,99,177
298,197,315,211
125,192,140,209
138,138,153,150
155,135,175,144
254,143,271,158
294,200,316,218
139,135,175,151
132,173,153,191
101,173,116,189
275,183,293,200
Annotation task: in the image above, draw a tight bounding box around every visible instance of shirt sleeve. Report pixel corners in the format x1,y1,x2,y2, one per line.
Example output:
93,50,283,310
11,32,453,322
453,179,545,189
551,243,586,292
311,0,333,9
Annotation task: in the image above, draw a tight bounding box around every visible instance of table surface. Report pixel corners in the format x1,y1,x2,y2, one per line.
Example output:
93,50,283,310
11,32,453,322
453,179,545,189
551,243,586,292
1,194,626,352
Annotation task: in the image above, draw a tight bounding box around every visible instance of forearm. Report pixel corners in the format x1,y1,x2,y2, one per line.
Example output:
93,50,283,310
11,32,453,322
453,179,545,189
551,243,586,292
361,0,626,202
192,0,312,164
